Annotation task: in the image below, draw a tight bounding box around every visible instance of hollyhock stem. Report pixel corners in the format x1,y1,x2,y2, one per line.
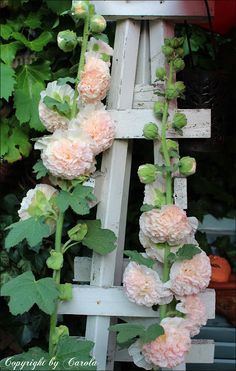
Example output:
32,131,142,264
71,15,90,119
48,211,64,356
159,61,174,320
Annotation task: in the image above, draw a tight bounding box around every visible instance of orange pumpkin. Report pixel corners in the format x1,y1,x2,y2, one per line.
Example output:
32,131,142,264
209,255,231,283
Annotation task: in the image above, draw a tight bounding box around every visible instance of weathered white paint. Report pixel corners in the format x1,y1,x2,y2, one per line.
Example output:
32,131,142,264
85,19,141,371
174,177,188,209
115,340,215,364
110,108,211,139
59,286,215,320
90,1,214,20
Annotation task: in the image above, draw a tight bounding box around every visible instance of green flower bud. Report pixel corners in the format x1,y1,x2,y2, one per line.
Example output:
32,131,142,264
59,283,73,301
52,325,69,345
172,112,187,129
175,81,186,94
170,37,184,48
57,30,78,52
154,101,165,119
176,47,185,58
68,223,88,242
90,15,107,33
166,82,185,100
173,58,185,72
71,1,89,18
162,45,174,58
153,189,166,208
46,250,63,270
160,139,179,155
138,164,157,184
155,67,166,81
143,122,159,140
179,156,196,176
164,38,171,46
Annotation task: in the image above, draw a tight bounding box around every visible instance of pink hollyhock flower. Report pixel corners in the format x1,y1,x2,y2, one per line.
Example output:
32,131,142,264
39,81,74,132
73,103,115,155
141,317,191,368
139,205,198,246
35,128,96,180
86,37,113,65
176,295,207,336
123,261,173,307
78,57,111,104
169,251,211,296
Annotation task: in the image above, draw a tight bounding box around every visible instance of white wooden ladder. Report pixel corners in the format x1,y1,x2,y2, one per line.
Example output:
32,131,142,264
59,2,215,370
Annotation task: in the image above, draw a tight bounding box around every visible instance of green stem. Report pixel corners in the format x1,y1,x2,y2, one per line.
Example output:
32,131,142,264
159,61,174,320
49,211,64,356
71,16,90,119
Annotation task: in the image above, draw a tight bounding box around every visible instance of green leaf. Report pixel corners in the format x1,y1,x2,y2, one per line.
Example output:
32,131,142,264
33,159,48,179
55,336,96,370
1,271,58,315
14,62,51,130
3,123,32,163
0,121,9,156
124,250,154,269
56,184,96,215
109,323,145,344
0,62,16,100
140,204,154,212
0,41,22,65
82,220,116,255
140,323,164,344
93,33,109,44
0,347,50,371
43,96,71,117
57,77,75,85
0,24,13,40
12,31,53,52
175,244,201,261
24,12,42,29
5,217,50,249
45,0,72,15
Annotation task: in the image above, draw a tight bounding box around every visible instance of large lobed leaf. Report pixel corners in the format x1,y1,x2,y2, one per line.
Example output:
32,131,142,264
82,220,117,255
0,62,16,100
56,185,96,215
1,271,59,315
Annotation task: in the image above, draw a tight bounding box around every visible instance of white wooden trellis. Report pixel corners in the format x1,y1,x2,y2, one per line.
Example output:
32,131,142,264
59,2,215,370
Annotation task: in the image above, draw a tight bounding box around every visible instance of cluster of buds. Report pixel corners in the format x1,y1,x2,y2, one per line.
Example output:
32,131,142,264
58,1,107,53
138,164,158,184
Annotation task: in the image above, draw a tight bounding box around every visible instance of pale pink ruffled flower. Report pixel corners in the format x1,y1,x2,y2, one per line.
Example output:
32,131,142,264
169,251,211,296
123,261,173,307
142,317,191,368
176,295,207,336
39,81,74,132
72,104,115,155
35,128,96,180
86,37,113,65
78,57,111,104
140,205,198,246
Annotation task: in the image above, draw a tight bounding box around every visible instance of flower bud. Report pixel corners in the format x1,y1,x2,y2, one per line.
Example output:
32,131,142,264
138,164,157,184
154,101,165,119
46,250,63,270
179,156,196,176
170,37,184,48
161,45,174,58
155,67,166,81
173,58,185,72
175,81,186,94
172,112,187,129
176,47,185,58
153,189,166,208
166,82,185,100
160,139,179,155
90,15,107,33
71,1,89,18
52,325,69,345
68,223,88,242
143,122,159,140
164,38,171,46
57,30,78,52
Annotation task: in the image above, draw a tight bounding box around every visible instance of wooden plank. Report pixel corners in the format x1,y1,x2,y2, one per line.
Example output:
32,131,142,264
214,342,236,360
188,359,236,371
195,327,236,343
110,108,211,139
174,178,188,209
115,340,215,364
85,19,141,371
90,1,214,20
59,286,215,319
